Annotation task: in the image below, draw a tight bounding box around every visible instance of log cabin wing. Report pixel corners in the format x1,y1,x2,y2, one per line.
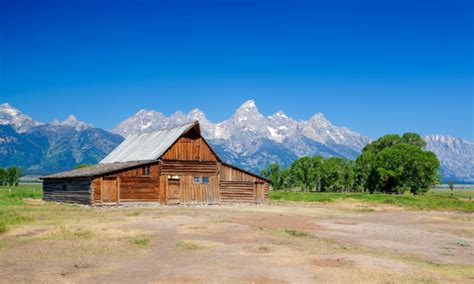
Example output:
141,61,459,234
41,121,269,205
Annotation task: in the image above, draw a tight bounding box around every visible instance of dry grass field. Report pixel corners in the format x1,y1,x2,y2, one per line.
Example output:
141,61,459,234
1,184,473,283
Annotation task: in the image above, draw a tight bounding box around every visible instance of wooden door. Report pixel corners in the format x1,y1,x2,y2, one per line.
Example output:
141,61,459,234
102,177,117,203
255,183,265,204
167,179,180,204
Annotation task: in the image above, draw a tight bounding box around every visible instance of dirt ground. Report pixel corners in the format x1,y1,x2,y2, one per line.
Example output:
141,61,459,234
1,201,473,283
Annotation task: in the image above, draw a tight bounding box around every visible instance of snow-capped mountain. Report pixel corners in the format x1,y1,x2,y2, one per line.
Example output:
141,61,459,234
114,100,370,151
0,103,44,133
113,99,371,170
0,104,123,174
51,114,94,131
425,135,474,183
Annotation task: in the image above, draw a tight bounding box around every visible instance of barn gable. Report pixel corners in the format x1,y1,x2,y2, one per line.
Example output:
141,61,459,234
162,127,218,162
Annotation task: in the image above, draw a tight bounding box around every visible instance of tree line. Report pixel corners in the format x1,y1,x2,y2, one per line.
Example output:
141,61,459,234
0,167,22,186
261,133,440,195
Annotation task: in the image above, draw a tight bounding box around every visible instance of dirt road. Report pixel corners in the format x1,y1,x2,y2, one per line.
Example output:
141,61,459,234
1,202,473,283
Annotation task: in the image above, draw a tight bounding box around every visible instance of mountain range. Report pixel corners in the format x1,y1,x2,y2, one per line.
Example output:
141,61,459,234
0,101,473,183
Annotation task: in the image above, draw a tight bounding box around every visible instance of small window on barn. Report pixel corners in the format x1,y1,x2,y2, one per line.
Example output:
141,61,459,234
142,166,150,176
202,177,209,184
194,176,200,183
62,184,67,191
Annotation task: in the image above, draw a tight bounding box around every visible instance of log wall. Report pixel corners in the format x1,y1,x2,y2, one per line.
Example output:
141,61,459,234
43,178,92,204
218,163,269,204
219,181,256,204
219,163,266,183
161,160,218,175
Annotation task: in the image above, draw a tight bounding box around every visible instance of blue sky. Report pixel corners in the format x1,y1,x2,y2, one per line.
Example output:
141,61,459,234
1,0,472,140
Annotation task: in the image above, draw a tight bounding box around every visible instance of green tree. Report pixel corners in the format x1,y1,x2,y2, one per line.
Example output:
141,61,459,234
356,133,440,194
74,164,93,169
280,168,293,191
320,157,351,192
401,132,427,148
269,163,284,190
5,167,21,186
448,180,455,192
261,163,288,190
0,168,5,186
291,157,320,191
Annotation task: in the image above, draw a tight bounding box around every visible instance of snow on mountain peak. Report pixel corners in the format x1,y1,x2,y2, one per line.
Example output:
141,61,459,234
275,111,288,118
310,112,329,123
111,100,369,153
0,103,43,132
0,103,20,115
64,114,78,123
425,134,472,146
61,114,93,131
240,99,257,109
188,108,206,119
136,109,149,115
425,134,474,182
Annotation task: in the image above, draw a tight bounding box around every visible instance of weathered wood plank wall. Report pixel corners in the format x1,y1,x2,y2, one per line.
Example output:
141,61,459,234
219,181,255,204
119,177,160,201
91,163,161,204
43,178,92,204
218,163,269,204
162,136,218,161
161,160,218,175
176,175,219,205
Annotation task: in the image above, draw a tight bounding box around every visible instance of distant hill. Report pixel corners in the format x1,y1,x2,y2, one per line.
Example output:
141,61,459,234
0,103,123,175
425,134,474,183
1,101,473,182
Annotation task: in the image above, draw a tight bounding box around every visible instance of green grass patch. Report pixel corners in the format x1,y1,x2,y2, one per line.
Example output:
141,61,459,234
270,190,474,212
0,184,42,233
129,235,151,247
0,184,42,206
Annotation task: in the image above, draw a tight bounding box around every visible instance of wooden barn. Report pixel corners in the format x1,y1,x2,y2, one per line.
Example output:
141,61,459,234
41,122,269,205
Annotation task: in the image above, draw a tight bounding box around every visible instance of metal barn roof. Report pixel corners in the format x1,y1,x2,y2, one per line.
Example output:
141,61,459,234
42,160,156,179
100,122,198,164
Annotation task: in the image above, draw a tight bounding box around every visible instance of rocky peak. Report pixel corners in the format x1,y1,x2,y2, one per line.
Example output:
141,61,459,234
274,111,288,118
425,134,474,182
231,99,264,122
60,115,93,131
240,99,257,109
170,111,187,124
188,109,206,120
234,99,261,115
309,112,331,127
0,102,43,133
0,103,19,115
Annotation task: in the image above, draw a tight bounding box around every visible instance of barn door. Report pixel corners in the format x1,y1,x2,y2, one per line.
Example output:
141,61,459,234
255,183,265,204
167,179,181,205
102,177,118,203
